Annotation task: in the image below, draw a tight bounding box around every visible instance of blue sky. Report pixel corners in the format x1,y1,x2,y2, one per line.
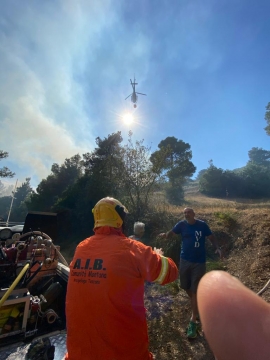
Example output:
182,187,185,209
0,0,270,190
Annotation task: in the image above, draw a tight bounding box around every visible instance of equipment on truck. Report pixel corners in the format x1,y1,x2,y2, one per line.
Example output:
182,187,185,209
0,212,69,346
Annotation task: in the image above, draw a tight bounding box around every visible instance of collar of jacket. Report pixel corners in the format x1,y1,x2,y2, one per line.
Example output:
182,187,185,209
94,226,126,237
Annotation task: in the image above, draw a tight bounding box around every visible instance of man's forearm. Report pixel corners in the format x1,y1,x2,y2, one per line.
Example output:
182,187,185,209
210,236,223,258
209,235,220,250
165,230,174,239
159,230,174,239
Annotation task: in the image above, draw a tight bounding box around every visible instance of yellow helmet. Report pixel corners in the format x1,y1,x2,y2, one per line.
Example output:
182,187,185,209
92,197,128,229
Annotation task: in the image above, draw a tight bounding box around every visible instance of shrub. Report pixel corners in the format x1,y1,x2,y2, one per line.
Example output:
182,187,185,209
214,211,237,229
206,260,227,272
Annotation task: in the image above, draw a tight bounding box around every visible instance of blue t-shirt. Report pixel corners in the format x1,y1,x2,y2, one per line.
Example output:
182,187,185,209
172,220,212,263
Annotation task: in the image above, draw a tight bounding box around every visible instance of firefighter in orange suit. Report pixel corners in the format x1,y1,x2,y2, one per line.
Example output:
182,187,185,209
65,197,178,360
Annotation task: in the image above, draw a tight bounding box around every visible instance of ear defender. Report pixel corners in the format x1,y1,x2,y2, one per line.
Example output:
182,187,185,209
115,205,126,221
115,205,126,232
115,205,124,216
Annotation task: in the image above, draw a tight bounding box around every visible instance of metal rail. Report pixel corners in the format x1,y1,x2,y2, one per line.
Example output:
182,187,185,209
56,262,70,282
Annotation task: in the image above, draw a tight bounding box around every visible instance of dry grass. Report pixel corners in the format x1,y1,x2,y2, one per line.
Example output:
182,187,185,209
157,193,270,217
148,191,270,233
148,191,270,253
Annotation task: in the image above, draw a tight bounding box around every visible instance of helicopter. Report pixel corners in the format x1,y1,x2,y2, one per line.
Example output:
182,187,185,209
125,77,146,108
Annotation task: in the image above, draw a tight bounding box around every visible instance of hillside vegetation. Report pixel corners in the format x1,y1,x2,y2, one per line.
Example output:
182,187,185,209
174,192,270,299
146,191,270,359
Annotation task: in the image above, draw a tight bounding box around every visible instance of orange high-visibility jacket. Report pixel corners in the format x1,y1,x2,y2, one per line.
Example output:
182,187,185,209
65,226,178,360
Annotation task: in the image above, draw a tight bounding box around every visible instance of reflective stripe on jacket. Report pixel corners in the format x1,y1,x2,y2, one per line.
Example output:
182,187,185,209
65,226,178,360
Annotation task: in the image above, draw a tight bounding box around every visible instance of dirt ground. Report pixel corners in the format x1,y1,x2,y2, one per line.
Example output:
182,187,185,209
145,208,270,360
146,283,215,360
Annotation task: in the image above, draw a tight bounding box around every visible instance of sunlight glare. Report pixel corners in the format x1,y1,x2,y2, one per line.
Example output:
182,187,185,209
123,113,134,125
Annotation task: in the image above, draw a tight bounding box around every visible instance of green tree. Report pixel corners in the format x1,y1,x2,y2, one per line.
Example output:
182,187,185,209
0,196,11,221
264,102,270,135
53,176,99,239
120,132,164,219
82,132,124,198
240,162,270,198
0,150,15,178
0,182,13,197
11,178,33,221
199,161,270,198
54,133,125,239
199,165,224,196
0,152,15,221
0,181,5,196
27,155,83,211
13,178,33,206
220,170,243,197
151,137,196,204
248,147,270,167
196,169,207,180
55,132,172,237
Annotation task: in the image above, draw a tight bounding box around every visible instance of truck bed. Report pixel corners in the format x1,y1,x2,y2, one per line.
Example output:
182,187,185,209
0,330,67,360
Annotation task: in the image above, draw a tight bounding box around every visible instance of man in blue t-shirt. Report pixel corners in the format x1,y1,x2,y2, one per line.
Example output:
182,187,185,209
159,207,222,339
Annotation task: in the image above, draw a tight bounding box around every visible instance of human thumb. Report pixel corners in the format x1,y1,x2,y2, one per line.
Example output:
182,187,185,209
198,271,270,360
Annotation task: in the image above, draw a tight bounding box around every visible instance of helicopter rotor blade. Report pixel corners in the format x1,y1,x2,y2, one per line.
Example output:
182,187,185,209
136,92,146,96
125,94,132,100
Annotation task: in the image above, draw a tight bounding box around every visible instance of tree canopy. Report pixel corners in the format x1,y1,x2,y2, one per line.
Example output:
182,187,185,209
27,154,83,212
264,102,270,135
248,147,270,167
199,149,270,198
151,137,196,204
120,132,163,218
0,150,15,178
82,132,124,199
4,131,270,237
11,178,34,221
22,133,197,238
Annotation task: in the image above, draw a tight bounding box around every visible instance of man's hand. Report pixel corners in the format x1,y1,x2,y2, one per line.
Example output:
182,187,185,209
158,230,174,239
215,248,223,259
158,233,166,238
153,247,164,256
